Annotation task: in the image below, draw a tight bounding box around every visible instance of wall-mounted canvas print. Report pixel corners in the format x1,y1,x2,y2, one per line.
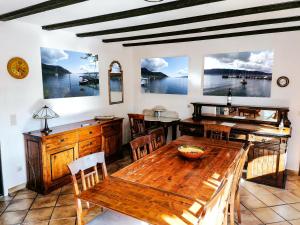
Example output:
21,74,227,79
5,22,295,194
203,50,273,97
41,47,99,99
141,56,188,95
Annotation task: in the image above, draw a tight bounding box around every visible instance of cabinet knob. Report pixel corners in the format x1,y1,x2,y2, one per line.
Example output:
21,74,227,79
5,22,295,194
90,142,93,145
89,131,93,134
60,139,65,142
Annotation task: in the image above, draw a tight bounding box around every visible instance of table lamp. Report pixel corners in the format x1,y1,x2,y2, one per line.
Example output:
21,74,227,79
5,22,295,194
33,105,59,134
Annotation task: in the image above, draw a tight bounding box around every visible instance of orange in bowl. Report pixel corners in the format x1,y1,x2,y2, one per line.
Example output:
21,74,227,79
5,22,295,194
178,145,205,159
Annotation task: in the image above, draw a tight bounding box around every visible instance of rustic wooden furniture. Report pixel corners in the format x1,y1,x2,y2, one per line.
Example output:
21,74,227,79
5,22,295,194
108,61,124,105
204,124,231,140
180,102,292,188
24,118,123,194
229,144,251,225
149,127,166,150
78,136,244,225
68,152,143,225
130,135,153,161
144,115,180,140
128,114,146,140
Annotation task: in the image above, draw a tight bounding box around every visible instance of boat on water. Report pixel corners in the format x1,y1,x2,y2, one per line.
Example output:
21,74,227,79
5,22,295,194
241,78,247,85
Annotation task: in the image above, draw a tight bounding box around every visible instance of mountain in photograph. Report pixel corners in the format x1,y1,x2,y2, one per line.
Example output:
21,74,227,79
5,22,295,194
141,67,168,79
42,63,71,76
204,68,272,76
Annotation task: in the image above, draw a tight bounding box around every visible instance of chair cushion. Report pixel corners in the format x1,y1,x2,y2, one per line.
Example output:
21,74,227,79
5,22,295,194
87,209,148,225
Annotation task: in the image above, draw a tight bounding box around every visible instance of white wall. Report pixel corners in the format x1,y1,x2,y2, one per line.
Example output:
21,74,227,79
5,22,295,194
130,32,300,171
0,21,133,195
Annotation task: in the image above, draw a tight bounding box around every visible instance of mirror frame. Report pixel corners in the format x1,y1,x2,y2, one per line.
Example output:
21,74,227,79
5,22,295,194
108,61,124,105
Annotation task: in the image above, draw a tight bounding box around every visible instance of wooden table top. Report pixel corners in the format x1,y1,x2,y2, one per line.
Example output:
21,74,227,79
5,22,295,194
79,136,244,225
144,115,180,123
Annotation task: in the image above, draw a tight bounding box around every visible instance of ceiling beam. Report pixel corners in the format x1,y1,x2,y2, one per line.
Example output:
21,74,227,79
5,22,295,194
0,0,88,21
122,26,300,47
42,0,222,30
102,16,300,42
77,1,300,37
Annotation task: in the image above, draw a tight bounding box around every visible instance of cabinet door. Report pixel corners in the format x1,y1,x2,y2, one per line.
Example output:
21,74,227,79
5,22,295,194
47,145,77,182
102,134,121,157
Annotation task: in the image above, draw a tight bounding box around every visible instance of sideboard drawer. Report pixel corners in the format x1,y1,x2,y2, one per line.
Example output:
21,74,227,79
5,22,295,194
45,132,78,150
79,137,101,157
79,126,101,141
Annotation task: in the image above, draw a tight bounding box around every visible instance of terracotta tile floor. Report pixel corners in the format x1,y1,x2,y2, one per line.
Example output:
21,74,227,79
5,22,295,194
0,153,300,225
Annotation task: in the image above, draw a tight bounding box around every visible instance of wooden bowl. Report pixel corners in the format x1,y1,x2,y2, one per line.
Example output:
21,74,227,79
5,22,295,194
178,145,205,159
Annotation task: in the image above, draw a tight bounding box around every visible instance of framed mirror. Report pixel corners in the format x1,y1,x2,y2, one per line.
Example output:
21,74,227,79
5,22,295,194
108,61,124,105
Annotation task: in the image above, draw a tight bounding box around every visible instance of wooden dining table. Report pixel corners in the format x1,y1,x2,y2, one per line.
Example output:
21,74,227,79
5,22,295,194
79,136,244,225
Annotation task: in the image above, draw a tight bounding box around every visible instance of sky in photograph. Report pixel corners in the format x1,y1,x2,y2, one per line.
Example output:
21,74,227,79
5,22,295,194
141,56,189,78
41,47,98,74
204,50,274,73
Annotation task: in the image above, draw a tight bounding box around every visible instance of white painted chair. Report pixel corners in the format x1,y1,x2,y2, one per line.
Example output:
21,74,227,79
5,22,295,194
68,152,147,225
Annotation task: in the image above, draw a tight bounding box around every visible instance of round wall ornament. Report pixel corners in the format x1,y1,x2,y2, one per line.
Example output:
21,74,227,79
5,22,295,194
277,76,289,88
7,57,29,79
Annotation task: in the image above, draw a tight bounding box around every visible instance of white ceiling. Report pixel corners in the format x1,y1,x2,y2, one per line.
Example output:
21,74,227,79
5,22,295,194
0,0,299,42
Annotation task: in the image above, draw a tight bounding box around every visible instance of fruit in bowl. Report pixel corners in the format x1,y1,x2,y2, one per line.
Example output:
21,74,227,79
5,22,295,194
178,145,205,159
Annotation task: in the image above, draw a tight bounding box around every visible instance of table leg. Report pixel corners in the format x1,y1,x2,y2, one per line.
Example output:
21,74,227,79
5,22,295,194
171,123,178,140
163,125,168,140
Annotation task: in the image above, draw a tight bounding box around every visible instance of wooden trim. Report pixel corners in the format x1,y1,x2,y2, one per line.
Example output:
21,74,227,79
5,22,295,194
42,0,221,30
0,0,87,21
123,26,300,47
102,16,300,42
77,1,300,37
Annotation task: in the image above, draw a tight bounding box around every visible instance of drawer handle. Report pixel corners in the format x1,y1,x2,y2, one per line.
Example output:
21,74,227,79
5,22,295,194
89,131,93,134
90,142,93,145
60,139,65,143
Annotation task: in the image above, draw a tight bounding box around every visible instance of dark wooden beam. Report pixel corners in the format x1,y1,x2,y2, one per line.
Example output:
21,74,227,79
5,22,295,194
122,26,300,47
0,0,88,21
77,1,300,37
102,16,300,42
42,0,222,30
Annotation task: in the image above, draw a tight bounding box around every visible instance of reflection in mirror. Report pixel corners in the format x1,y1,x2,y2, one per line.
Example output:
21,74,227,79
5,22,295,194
109,61,123,105
202,106,278,122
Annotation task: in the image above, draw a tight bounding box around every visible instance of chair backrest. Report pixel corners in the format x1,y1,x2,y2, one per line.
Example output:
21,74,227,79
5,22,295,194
68,152,108,195
128,113,146,140
199,163,236,225
204,124,231,141
130,135,153,161
149,127,166,151
230,143,251,199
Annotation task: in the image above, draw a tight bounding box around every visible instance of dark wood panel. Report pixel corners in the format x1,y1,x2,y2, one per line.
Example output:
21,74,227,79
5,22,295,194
77,1,300,37
42,0,222,30
103,16,300,42
0,0,88,21
123,26,300,47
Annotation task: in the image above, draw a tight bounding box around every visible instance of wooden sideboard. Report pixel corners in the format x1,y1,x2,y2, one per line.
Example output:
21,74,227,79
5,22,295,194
180,103,292,188
24,118,123,194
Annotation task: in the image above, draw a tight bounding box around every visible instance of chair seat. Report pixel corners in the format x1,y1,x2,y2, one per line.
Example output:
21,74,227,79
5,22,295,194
87,209,148,225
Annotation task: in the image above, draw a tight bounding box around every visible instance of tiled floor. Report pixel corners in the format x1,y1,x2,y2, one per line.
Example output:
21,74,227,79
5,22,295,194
1,153,300,225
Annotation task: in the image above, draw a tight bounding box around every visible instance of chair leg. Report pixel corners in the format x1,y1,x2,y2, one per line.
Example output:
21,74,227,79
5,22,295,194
235,190,242,224
76,198,84,225
230,201,235,225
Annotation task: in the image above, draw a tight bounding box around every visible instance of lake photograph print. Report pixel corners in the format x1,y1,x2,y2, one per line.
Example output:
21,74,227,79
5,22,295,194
40,47,99,99
203,50,274,97
141,56,188,95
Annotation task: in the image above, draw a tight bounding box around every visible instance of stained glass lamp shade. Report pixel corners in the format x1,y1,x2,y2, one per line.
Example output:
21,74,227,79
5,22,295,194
33,105,59,134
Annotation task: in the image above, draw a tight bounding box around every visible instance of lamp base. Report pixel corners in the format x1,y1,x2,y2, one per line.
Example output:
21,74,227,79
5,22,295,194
41,128,52,135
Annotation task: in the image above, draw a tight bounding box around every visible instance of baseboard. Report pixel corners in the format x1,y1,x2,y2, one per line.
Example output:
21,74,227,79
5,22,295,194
286,169,299,176
8,183,26,195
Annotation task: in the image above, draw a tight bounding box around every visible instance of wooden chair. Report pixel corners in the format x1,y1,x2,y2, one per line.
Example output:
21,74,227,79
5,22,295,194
130,135,153,161
68,152,145,225
204,124,232,141
229,143,252,225
198,162,236,225
128,114,146,140
149,127,166,151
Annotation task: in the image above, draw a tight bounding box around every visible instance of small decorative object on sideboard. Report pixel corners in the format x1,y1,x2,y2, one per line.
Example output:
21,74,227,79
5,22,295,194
33,105,59,134
277,76,289,88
